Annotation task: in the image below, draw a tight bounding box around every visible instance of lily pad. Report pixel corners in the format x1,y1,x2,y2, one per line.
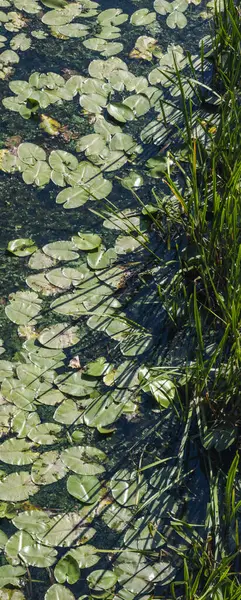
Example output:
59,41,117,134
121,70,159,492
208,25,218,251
38,323,80,348
107,102,135,123
61,445,107,475
72,233,101,251
0,472,38,501
110,469,147,506
69,544,100,568
87,570,117,592
67,474,101,504
43,241,79,261
7,238,37,257
54,555,80,585
0,438,38,465
31,450,67,485
45,585,75,600
27,422,62,445
87,246,116,270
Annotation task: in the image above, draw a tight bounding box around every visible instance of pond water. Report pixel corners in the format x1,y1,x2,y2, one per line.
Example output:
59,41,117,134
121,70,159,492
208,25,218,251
0,0,216,598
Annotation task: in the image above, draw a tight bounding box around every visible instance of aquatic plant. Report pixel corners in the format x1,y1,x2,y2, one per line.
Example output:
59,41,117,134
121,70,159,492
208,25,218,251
0,0,240,598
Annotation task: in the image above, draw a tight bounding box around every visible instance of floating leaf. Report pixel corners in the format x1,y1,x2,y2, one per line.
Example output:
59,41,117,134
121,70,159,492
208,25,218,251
10,33,31,51
72,233,101,251
39,512,94,547
76,134,107,155
61,445,106,475
53,399,81,425
154,0,172,14
18,143,46,164
102,502,133,532
5,530,34,563
69,544,100,568
7,238,37,257
27,422,62,445
5,291,42,325
115,235,141,254
20,542,57,568
38,323,80,349
166,10,187,28
87,246,117,270
130,8,156,26
13,510,51,536
54,555,80,585
0,472,38,501
67,474,101,504
123,94,150,117
110,469,147,506
43,241,79,261
31,450,67,485
45,585,75,600
56,187,89,209
54,371,93,396
28,251,56,270
107,102,134,123
87,570,117,592
0,438,38,465
0,565,26,589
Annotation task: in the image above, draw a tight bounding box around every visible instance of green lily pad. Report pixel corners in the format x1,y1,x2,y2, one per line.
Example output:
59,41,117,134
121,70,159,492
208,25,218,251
115,235,141,254
56,186,89,209
45,585,75,600
72,233,101,251
12,410,40,438
54,371,92,396
43,241,79,261
31,450,67,485
87,246,117,270
53,399,81,425
87,569,117,592
67,474,101,504
5,530,34,563
61,445,106,475
20,542,57,568
123,94,150,117
54,555,80,585
154,0,172,14
27,422,62,445
5,291,42,325
69,544,100,568
0,472,38,501
10,33,31,51
28,250,56,270
0,438,38,465
18,142,46,164
101,502,133,532
130,8,156,26
0,565,26,589
21,160,51,187
76,133,107,155
107,102,135,123
83,394,123,428
39,512,95,547
13,509,52,536
7,238,37,257
38,323,80,349
166,10,187,28
110,469,147,507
